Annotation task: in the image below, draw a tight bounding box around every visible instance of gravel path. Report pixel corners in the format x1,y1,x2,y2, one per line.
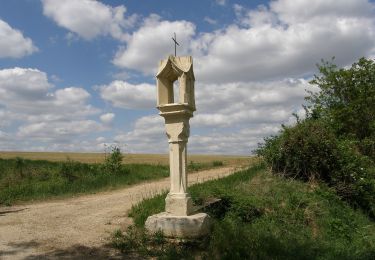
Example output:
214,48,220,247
0,166,240,259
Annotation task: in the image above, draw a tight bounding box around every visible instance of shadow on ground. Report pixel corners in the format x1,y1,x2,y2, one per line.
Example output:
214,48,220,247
0,207,28,216
0,241,40,258
0,241,140,260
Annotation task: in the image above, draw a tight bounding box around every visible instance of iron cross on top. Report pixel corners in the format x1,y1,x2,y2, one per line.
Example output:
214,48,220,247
172,32,180,56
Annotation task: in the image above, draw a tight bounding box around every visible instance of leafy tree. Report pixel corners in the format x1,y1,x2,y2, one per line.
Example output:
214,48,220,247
307,57,375,159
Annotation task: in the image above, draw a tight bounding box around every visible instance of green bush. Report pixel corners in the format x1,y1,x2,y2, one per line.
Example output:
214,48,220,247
212,160,224,167
257,57,375,219
334,140,375,217
257,120,339,182
103,146,124,174
307,57,375,148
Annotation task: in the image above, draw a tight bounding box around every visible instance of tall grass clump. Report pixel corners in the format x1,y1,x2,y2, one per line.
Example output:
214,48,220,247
257,57,375,219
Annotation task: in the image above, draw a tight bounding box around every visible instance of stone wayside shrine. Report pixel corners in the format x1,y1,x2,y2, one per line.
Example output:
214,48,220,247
145,55,211,238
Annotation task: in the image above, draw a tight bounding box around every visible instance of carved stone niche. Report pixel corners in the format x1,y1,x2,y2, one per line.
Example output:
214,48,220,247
156,55,196,111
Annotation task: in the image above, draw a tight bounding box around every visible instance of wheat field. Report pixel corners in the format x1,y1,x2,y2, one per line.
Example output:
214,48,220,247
0,151,254,166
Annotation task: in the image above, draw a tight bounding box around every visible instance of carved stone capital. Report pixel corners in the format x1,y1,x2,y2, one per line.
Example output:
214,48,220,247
164,120,190,143
158,104,193,143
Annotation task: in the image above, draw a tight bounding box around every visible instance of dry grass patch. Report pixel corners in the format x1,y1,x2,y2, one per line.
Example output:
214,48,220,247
0,152,254,167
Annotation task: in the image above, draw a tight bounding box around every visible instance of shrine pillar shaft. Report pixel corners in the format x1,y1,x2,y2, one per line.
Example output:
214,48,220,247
169,141,187,194
161,112,193,216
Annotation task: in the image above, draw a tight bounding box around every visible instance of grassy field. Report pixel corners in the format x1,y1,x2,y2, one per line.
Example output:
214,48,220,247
0,151,251,166
112,163,375,259
0,157,170,206
0,152,252,206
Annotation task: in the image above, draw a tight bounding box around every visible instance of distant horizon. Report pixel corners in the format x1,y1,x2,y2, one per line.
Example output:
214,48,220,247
0,150,251,157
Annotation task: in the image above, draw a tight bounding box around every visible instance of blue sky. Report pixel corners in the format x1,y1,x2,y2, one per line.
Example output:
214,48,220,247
0,0,375,154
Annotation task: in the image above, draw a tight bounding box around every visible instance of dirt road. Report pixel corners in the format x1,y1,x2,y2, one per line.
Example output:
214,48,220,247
0,166,240,259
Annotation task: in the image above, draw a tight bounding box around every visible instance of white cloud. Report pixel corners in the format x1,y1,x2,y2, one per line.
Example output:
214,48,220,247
0,67,104,151
106,77,314,154
98,0,375,154
271,0,375,24
215,0,226,6
96,136,106,143
100,113,115,124
54,87,90,105
4,0,375,154
113,15,196,74
0,67,51,96
17,120,104,140
113,0,375,83
191,0,375,83
0,69,97,121
114,115,166,153
191,78,312,127
109,0,375,83
204,17,217,25
111,113,283,154
41,0,136,41
0,19,37,58
99,80,155,109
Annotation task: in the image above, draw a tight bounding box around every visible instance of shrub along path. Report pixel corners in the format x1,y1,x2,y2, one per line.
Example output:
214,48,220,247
0,165,242,259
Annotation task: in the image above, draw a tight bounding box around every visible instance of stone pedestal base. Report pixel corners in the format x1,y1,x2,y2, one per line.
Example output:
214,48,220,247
145,212,211,239
165,193,193,216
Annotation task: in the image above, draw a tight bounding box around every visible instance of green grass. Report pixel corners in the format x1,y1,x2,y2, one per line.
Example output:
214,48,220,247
113,163,375,259
0,157,169,205
187,160,225,172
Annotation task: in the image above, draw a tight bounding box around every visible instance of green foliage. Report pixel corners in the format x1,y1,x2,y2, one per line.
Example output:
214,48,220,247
212,160,224,167
14,157,26,178
257,120,339,181
103,146,124,174
188,160,225,172
307,58,375,148
128,193,166,227
111,226,196,259
0,157,169,205
116,164,375,259
257,57,375,219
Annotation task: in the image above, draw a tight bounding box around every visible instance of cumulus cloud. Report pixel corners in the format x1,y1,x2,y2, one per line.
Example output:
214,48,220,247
100,113,115,124
114,115,166,153
113,14,196,75
0,67,104,151
192,0,375,83
191,78,312,127
5,0,375,154
271,0,375,24
204,17,217,25
41,0,137,41
105,78,312,154
0,67,51,97
17,120,104,141
215,0,226,6
0,19,37,58
0,68,97,121
99,80,155,109
97,0,375,154
108,0,375,83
